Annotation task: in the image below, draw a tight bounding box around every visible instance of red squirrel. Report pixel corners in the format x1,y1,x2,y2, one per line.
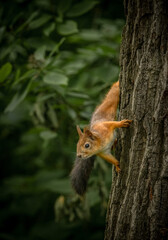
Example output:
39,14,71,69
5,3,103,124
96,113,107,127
70,81,132,195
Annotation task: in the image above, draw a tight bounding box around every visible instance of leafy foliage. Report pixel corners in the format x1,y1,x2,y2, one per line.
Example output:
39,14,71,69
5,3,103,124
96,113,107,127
0,0,124,239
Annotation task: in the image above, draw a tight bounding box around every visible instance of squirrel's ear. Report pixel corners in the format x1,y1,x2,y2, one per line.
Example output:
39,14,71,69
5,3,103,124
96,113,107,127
85,129,98,141
83,126,89,133
76,125,83,137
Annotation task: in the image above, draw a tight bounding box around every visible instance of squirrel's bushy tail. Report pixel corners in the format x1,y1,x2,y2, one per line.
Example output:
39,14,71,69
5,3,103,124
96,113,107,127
70,156,95,196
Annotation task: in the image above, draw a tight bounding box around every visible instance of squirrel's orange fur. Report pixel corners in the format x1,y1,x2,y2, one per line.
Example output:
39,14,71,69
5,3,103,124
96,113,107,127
76,81,132,172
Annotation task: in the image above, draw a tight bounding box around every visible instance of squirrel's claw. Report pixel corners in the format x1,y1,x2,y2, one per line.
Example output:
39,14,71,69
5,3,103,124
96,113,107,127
116,165,121,173
120,119,132,127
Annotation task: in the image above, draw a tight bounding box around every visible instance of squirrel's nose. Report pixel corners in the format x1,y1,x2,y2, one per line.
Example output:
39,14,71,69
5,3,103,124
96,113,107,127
77,154,82,158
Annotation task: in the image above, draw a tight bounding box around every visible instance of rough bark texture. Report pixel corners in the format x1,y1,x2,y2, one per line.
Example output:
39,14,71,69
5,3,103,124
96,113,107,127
105,0,168,240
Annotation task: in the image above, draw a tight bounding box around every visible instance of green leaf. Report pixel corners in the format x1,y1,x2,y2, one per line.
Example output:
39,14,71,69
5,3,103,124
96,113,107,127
5,80,32,112
37,93,55,102
34,102,45,123
80,29,103,41
0,63,12,83
29,15,52,29
14,69,36,85
67,107,77,120
40,130,57,140
67,91,89,99
63,60,86,75
48,38,65,59
43,22,55,36
16,11,39,33
43,72,68,86
57,20,78,36
14,69,21,83
47,105,59,128
34,45,46,61
66,1,98,17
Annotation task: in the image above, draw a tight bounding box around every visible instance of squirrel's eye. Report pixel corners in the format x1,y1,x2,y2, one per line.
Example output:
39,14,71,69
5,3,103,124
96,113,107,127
84,143,90,148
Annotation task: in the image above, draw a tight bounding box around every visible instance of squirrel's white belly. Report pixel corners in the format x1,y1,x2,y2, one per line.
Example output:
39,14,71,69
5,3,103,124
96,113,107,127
102,130,117,154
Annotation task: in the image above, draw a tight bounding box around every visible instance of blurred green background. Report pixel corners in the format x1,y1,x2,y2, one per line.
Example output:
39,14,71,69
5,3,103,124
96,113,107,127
0,0,124,239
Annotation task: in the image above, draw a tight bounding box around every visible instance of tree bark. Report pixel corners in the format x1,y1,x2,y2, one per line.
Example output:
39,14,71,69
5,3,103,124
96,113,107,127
105,0,168,240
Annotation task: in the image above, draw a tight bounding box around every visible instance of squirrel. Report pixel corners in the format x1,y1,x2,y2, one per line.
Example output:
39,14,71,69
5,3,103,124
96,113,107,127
70,81,132,195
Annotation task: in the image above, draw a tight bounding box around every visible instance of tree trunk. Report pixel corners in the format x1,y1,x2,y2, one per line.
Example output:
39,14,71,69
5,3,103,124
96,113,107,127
105,0,168,240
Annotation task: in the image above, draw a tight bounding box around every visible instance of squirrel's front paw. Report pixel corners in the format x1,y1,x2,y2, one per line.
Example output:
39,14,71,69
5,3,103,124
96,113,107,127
120,119,132,128
116,165,121,173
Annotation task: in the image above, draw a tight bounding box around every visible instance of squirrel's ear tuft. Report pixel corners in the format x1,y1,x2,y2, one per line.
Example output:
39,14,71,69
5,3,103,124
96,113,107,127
76,125,83,137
